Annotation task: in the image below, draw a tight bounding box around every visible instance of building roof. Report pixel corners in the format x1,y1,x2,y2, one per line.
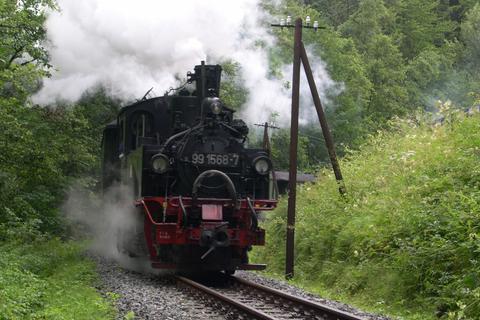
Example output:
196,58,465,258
274,171,316,183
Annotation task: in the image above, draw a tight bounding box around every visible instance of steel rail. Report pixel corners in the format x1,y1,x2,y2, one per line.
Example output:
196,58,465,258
176,276,276,320
176,274,366,320
231,275,365,320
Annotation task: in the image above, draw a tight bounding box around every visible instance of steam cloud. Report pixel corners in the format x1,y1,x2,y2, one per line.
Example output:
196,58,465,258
64,184,159,273
34,0,339,125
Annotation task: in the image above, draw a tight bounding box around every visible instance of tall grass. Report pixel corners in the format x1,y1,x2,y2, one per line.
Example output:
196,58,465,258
254,114,480,319
0,238,115,320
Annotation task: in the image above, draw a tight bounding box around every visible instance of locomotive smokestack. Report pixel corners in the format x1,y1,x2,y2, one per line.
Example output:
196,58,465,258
192,62,222,100
190,62,222,118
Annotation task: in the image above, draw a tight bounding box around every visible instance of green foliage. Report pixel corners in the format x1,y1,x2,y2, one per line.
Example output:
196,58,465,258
0,101,101,236
305,0,359,27
363,34,408,119
255,114,480,319
220,60,248,111
270,128,312,171
0,0,56,103
1,1,479,319
0,4,118,318
0,239,115,319
0,0,56,72
393,0,452,59
267,1,373,161
0,91,117,317
266,0,480,166
461,4,480,68
340,0,395,52
124,311,136,320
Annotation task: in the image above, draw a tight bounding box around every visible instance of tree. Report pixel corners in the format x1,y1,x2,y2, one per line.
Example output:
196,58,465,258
340,1,408,121
0,0,56,102
270,128,311,171
461,4,480,68
304,0,360,27
0,0,55,71
219,60,248,111
339,0,395,52
364,34,409,119
392,0,453,59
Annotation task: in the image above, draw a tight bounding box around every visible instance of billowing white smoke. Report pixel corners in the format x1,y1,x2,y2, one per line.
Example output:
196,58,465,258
281,49,344,125
64,183,159,273
34,0,339,125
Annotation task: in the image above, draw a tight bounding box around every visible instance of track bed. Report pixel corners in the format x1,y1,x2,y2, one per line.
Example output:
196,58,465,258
177,273,365,320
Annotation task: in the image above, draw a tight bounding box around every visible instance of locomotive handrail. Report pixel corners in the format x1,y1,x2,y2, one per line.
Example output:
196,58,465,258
138,199,164,226
219,122,242,137
246,197,259,231
160,124,204,152
141,196,277,210
178,195,188,227
191,170,239,209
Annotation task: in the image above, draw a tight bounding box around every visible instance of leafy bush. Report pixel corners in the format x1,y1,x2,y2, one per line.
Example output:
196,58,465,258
255,114,480,319
0,239,115,320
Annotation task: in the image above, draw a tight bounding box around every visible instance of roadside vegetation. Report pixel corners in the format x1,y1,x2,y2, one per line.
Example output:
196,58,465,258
0,239,115,319
0,2,119,318
0,96,118,319
254,110,480,319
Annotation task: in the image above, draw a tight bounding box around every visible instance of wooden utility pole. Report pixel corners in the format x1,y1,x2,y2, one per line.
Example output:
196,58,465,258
272,17,346,279
285,18,302,279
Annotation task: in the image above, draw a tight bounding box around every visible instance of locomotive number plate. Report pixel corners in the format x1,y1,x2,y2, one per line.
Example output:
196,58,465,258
191,153,240,167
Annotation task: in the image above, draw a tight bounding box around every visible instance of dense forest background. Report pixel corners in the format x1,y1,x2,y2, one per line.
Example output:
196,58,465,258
267,0,480,170
1,0,480,319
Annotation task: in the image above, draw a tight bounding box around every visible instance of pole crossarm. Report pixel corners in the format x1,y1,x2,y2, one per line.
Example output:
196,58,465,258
270,23,326,30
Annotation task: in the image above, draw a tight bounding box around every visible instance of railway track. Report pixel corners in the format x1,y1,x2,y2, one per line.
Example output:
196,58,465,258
176,274,365,320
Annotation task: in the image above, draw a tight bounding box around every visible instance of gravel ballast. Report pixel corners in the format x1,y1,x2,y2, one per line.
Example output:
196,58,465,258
94,257,225,320
236,271,391,320
94,256,390,320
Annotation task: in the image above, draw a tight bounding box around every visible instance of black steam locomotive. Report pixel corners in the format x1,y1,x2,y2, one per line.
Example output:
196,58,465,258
101,62,277,273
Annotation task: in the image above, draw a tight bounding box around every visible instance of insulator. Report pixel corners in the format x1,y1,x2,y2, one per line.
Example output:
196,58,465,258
305,16,311,26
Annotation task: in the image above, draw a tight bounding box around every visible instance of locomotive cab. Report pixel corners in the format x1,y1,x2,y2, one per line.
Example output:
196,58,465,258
101,62,277,273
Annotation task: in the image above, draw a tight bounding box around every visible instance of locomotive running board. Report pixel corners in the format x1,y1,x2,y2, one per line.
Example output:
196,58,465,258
238,264,266,271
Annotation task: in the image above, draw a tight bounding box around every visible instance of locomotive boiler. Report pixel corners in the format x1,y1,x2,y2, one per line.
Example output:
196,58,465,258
101,62,277,273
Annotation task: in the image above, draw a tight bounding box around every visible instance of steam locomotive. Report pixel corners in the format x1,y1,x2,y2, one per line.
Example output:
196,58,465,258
101,62,277,273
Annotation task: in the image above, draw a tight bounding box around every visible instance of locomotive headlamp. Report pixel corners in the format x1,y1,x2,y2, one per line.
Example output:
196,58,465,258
202,97,223,115
252,156,272,175
151,153,169,173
